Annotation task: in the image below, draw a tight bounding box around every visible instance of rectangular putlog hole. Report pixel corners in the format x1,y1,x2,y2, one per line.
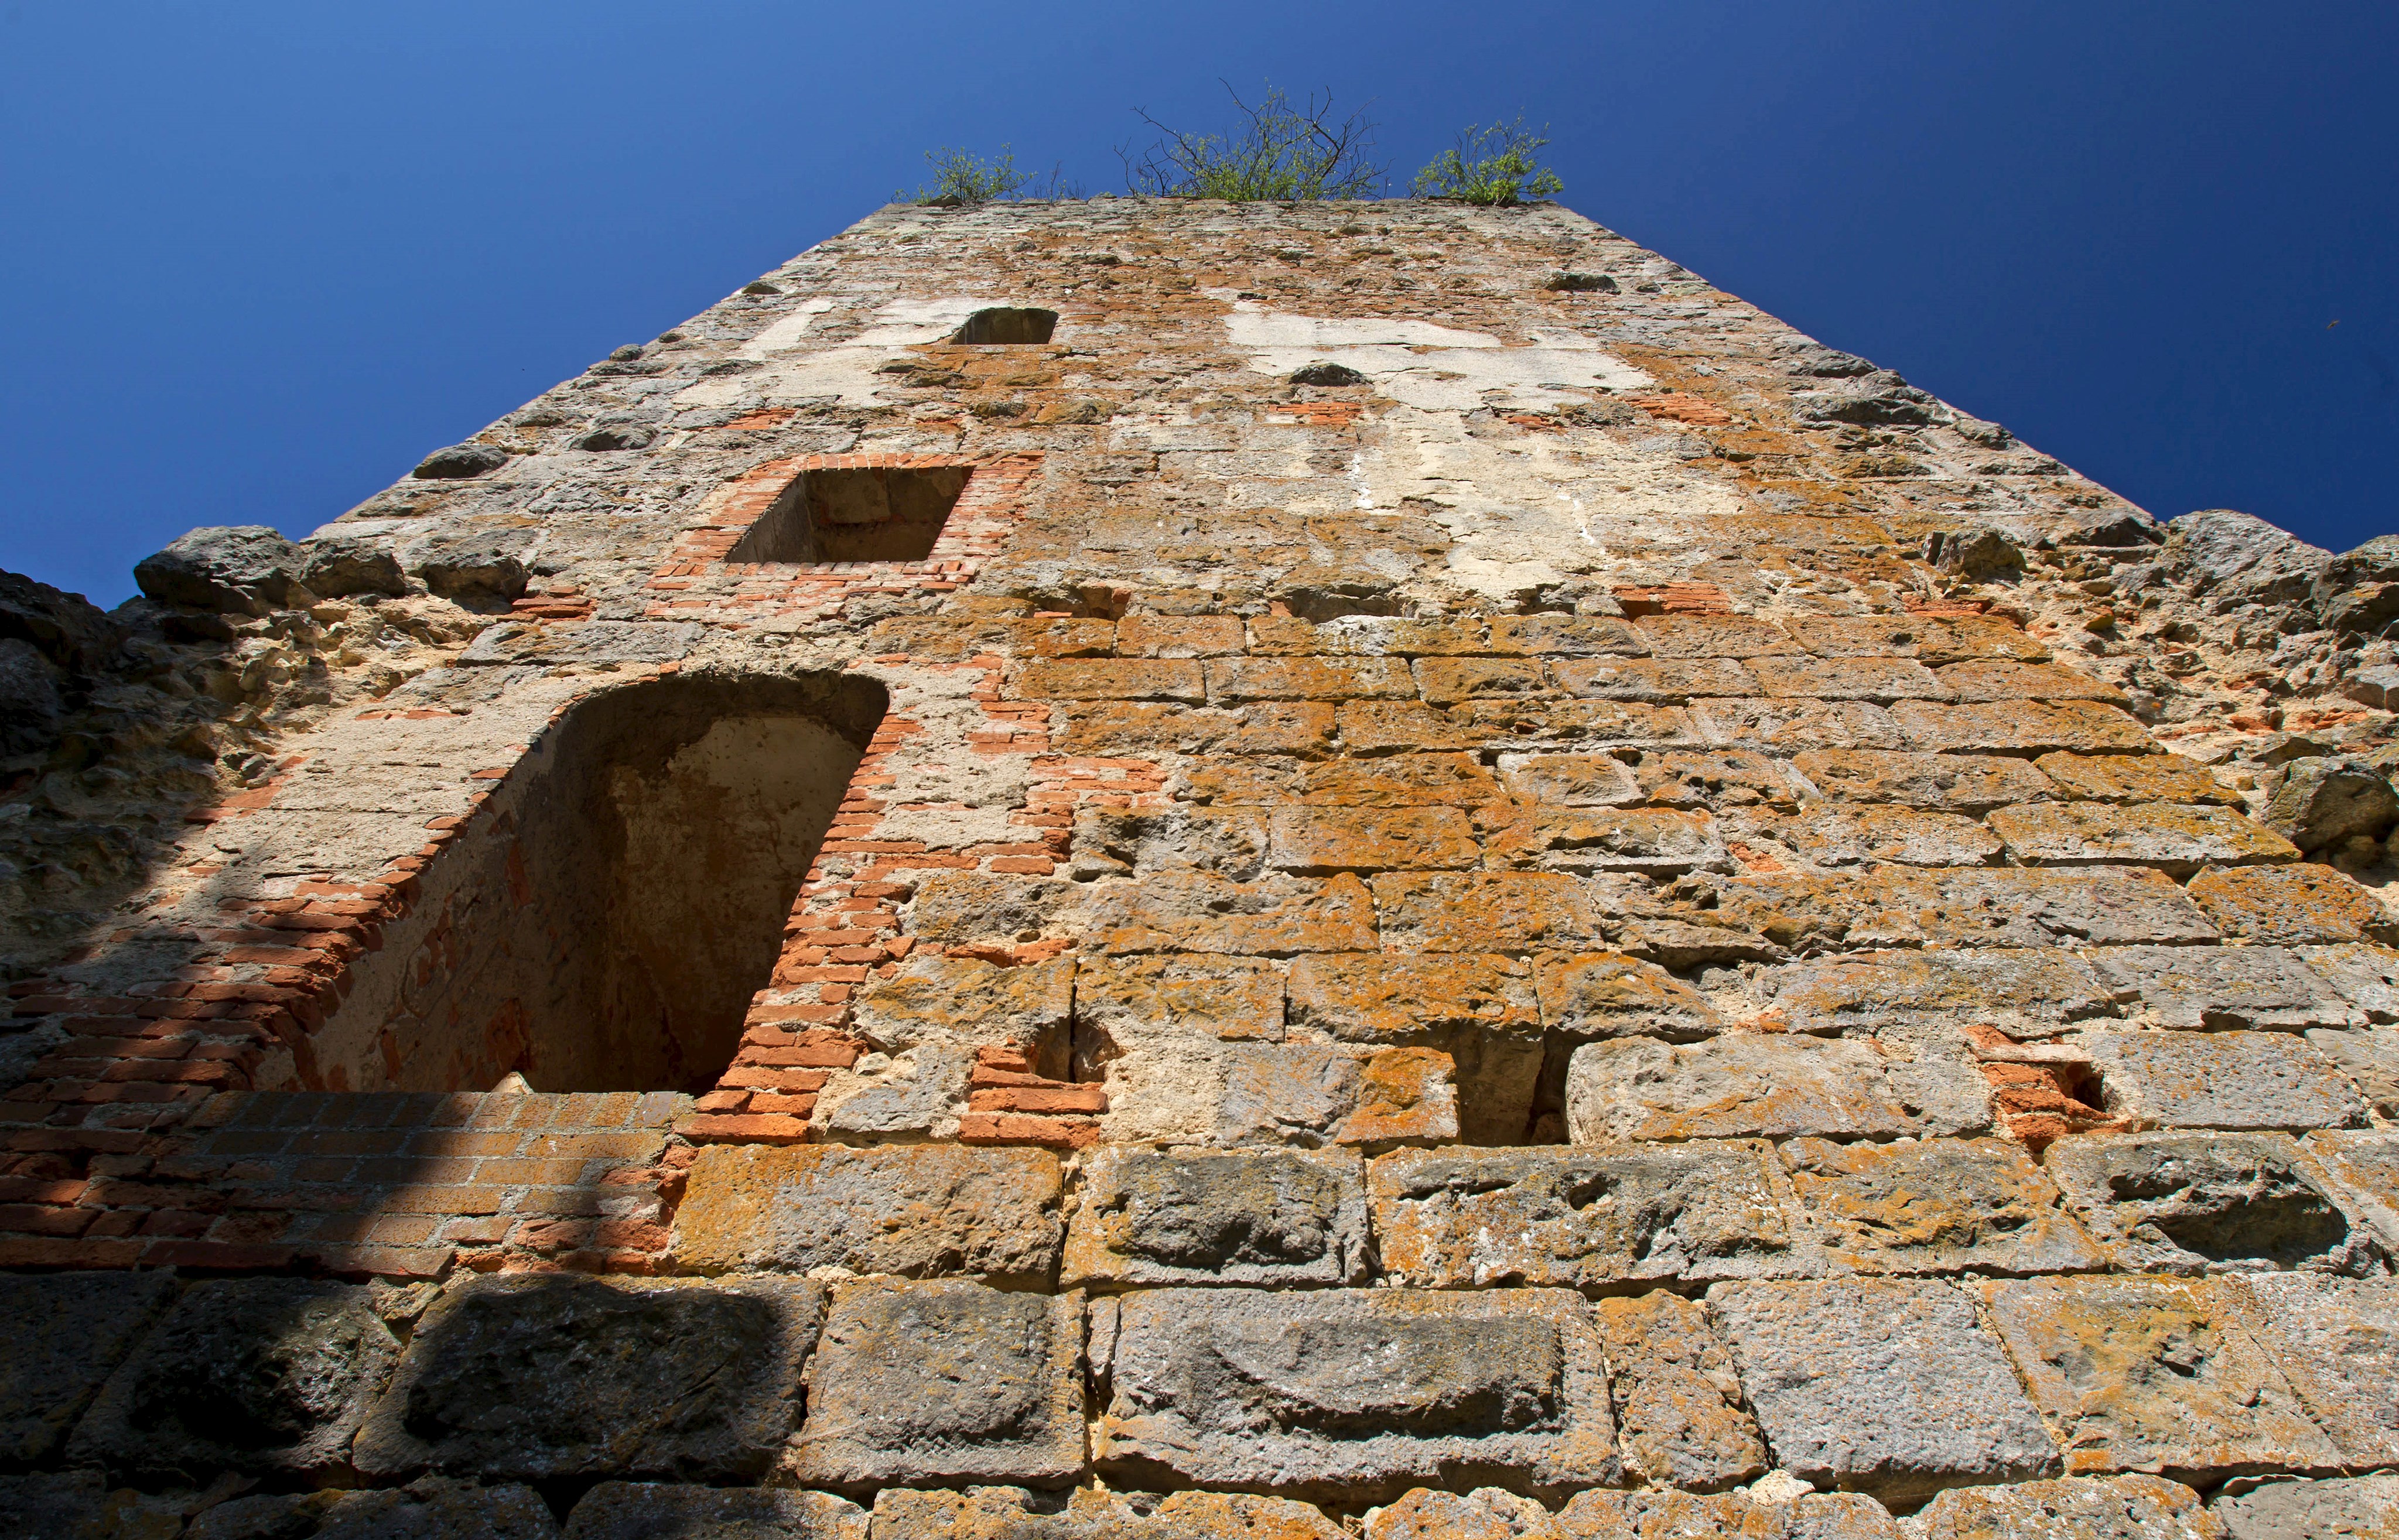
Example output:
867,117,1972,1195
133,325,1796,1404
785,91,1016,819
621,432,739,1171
727,464,972,564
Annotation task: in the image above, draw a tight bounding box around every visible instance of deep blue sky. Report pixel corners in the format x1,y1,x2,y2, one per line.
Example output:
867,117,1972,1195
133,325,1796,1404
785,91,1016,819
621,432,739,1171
4,3,2393,607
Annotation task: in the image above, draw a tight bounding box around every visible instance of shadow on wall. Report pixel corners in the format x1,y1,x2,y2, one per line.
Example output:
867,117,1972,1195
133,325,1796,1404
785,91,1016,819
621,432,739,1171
297,672,887,1096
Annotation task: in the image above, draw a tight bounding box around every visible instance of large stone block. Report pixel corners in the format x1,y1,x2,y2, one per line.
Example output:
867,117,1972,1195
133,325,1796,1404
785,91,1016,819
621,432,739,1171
869,1486,1344,1540
1908,1474,2219,1540
2220,1273,2399,1467
0,1271,175,1464
1591,1291,1769,1491
1565,1033,1990,1143
1072,953,1285,1043
1192,751,1504,808
2080,944,2359,1031
1780,1136,2104,1276
1533,950,1723,1041
2298,941,2399,1021
1629,748,1800,809
2192,864,2394,944
1720,867,2218,952
1989,802,2297,875
1552,655,1759,701
1727,805,2002,867
1551,1488,1902,1539
192,1479,558,1540
562,1483,864,1540
1749,655,1950,701
850,955,1074,1062
1706,1278,2057,1505
1285,952,1544,1143
2034,749,2237,803
1486,805,1727,876
70,1278,400,1484
2041,1131,2381,1275
2305,1129,2399,1245
354,1275,820,1483
1268,806,1482,873
1494,752,1643,806
671,1142,1064,1285
1371,871,1602,952
1789,748,2051,811
1062,1147,1368,1287
1093,1286,1618,1500
1980,1275,2338,1480
2082,1029,2367,1131
1753,949,2119,1039
1694,698,1903,753
1071,806,1270,879
2210,1474,2399,1540
1369,1142,1804,1289
786,1281,1084,1491
1887,698,2152,755
1086,872,1378,955
1934,659,2127,703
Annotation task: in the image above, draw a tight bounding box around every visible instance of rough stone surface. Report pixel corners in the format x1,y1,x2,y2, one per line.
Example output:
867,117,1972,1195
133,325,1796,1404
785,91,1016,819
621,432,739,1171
1064,1145,1367,1286
354,1275,821,1483
1566,1033,1990,1143
785,1281,1085,1491
562,1483,866,1540
1980,1275,2339,1480
2042,1131,2382,1275
2081,1029,2369,1131
1780,1137,2104,1276
132,525,306,614
1908,1474,2222,1540
2220,1273,2399,1467
1094,1286,1618,1500
672,1142,1064,1284
70,1277,400,1483
192,1480,561,1540
1706,1278,2059,1504
2211,1474,2399,1540
1370,1141,1804,1289
2083,944,2358,1031
1591,1291,1770,1491
867,1487,1344,1540
0,1271,175,1464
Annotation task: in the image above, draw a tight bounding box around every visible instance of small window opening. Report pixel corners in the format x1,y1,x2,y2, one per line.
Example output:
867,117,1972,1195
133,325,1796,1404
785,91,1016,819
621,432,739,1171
727,466,971,564
954,307,1058,345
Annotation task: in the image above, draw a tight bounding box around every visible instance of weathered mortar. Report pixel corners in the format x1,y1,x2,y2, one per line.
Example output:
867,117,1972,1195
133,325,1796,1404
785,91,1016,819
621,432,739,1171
4,196,2399,1534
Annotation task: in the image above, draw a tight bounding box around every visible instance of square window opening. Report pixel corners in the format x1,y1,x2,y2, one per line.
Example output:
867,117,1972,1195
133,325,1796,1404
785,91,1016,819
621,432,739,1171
954,306,1058,345
727,465,972,564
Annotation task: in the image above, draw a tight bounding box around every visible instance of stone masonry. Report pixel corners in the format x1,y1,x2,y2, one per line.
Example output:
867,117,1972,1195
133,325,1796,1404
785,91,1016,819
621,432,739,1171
8,196,2399,1536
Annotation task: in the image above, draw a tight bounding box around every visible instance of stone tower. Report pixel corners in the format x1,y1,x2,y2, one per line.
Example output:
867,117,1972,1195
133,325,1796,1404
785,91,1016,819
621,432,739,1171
4,198,2398,1537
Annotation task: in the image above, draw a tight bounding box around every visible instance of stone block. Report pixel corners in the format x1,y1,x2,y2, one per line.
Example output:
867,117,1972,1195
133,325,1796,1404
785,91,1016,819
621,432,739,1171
1363,1487,1564,1540
2306,1130,2399,1247
2043,1130,2382,1275
1749,656,1950,701
1888,699,2152,755
1369,1142,1803,1289
785,1281,1084,1491
354,1275,820,1483
1695,698,1903,753
71,1277,399,1484
1635,614,1800,657
868,1486,1344,1540
2082,1029,2367,1131
2035,750,2239,805
1706,1278,2058,1505
2210,1474,2399,1540
1908,1474,2219,1540
671,1142,1064,1285
2,1471,185,1540
1056,701,1336,758
1486,614,1650,656
2298,941,2399,1021
1786,613,2043,662
194,1480,559,1540
2081,944,2359,1031
0,1271,175,1464
1081,1025,1454,1149
1551,656,1759,701
1990,802,2298,875
1268,806,1481,873
1284,953,1544,1143
1487,806,1726,875
1566,1034,1990,1143
1093,1286,1618,1500
1371,871,1601,952
1335,699,1493,752
563,1483,864,1540
1414,656,1554,704
1448,697,1699,748
1629,748,1800,809
1591,1291,1769,1491
1073,953,1285,1043
1780,1136,2104,1276
1014,658,1203,702
1087,872,1378,955
1754,949,2119,1039
907,875,1086,950
1723,867,2217,951
1071,806,1269,878
1209,656,1417,701
1980,1275,2338,1480
1554,1488,1902,1538
1497,752,1643,806
1790,749,2052,811
851,955,1075,1065
1194,752,1504,807
1733,805,2002,867
1062,1146,1368,1287
1934,660,2127,703
2221,1273,2399,1467
2305,1025,2399,1131
1533,950,1724,1055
